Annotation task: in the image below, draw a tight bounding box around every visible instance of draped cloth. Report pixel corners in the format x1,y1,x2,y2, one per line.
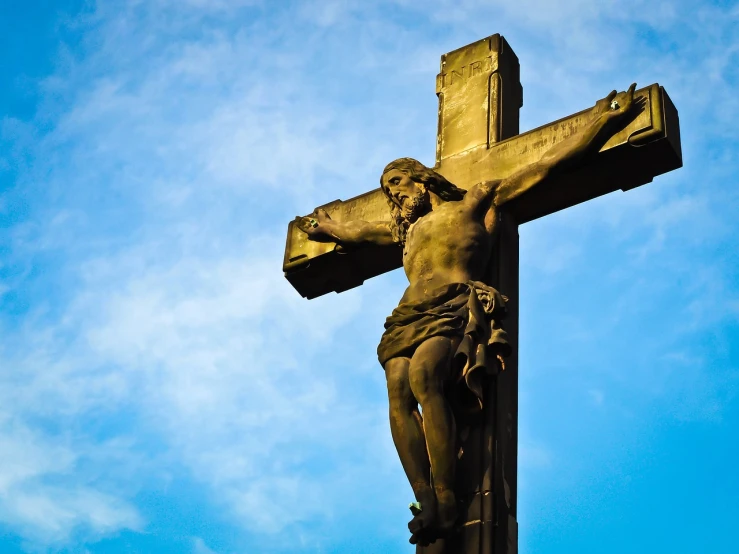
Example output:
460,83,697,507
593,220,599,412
377,281,511,413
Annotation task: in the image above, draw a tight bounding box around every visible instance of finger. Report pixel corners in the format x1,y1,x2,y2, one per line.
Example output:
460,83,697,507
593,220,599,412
619,85,634,108
409,535,418,545
606,89,617,102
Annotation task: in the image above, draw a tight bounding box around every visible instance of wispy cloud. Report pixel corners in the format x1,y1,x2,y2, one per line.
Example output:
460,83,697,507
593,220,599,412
0,417,142,550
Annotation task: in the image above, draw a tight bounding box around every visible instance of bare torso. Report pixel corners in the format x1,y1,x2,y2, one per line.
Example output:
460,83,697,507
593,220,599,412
400,196,499,304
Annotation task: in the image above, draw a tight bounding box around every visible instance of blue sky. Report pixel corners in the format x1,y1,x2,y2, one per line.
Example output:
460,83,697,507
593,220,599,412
0,0,738,553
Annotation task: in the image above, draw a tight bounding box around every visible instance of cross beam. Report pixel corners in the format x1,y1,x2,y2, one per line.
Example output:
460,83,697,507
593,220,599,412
283,38,680,301
283,34,681,554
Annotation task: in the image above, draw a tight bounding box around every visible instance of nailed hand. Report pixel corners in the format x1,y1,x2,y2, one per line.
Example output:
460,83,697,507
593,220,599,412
296,208,333,239
595,83,646,122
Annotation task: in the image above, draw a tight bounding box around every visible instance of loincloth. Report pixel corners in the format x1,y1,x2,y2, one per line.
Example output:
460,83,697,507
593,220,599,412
377,281,511,413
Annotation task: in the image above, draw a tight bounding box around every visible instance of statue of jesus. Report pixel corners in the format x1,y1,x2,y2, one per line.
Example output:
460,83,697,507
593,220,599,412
298,85,640,546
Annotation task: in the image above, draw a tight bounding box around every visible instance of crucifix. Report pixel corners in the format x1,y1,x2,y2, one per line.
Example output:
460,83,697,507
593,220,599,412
283,35,681,553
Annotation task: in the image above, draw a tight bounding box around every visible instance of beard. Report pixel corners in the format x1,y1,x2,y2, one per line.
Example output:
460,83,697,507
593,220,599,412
390,189,429,244
400,189,429,223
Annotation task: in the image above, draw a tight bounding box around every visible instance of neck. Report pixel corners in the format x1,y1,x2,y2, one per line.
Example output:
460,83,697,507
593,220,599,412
428,191,444,211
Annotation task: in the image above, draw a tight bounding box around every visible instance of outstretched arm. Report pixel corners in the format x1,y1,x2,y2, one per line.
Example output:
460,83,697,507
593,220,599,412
494,84,644,206
296,208,395,246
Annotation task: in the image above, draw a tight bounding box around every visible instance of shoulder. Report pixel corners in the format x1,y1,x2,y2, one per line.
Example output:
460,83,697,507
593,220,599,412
463,179,502,205
469,179,502,194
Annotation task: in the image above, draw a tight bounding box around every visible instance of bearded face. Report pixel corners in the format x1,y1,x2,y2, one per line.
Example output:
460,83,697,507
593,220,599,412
381,168,430,224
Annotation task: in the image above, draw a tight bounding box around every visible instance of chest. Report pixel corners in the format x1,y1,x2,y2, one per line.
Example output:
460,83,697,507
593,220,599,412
404,204,497,256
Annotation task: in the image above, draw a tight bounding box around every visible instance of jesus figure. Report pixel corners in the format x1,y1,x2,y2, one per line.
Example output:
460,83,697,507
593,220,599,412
298,85,640,546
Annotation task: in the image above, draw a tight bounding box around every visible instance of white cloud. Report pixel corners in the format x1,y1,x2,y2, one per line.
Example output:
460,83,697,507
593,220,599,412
67,239,374,532
0,418,142,549
0,2,391,546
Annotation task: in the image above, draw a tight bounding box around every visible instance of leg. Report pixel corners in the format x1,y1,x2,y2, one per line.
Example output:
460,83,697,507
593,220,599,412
385,357,436,546
385,357,431,496
408,335,460,537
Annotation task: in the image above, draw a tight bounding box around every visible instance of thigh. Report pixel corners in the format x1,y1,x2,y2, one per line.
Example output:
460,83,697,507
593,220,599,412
384,356,414,405
409,335,461,389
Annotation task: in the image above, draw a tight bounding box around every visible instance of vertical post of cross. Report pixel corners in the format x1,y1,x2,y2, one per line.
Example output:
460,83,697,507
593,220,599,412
484,39,521,554
419,34,522,554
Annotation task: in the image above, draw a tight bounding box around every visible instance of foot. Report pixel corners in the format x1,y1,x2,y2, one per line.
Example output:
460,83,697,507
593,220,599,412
408,489,438,546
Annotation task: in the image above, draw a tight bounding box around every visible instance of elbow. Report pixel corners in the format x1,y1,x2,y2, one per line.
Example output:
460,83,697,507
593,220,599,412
538,163,554,182
494,187,515,206
534,158,556,177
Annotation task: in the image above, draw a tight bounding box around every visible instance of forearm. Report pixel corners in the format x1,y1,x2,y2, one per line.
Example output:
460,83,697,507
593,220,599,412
319,220,394,246
541,112,617,175
495,113,619,205
494,85,637,207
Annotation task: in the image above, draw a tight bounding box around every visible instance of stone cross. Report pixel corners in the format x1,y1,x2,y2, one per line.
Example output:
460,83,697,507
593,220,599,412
283,35,681,554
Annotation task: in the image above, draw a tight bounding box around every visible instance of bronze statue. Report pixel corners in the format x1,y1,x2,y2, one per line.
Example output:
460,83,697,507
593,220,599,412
298,85,641,546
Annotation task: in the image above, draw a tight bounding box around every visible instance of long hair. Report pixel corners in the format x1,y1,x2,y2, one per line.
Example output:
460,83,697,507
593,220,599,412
380,158,466,243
